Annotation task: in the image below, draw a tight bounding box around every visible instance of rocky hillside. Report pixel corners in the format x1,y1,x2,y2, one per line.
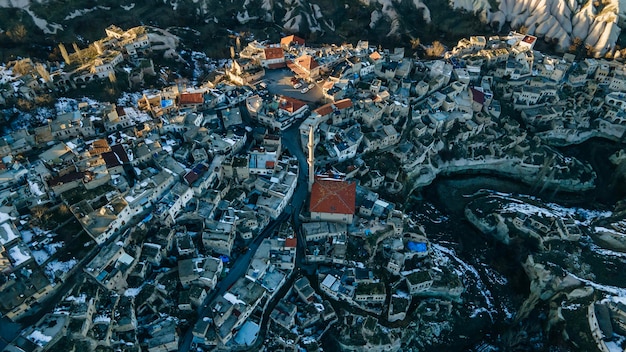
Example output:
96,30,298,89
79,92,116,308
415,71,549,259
1,0,626,58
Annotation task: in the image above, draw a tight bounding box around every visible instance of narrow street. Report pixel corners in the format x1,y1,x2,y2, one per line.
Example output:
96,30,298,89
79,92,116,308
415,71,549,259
178,118,313,351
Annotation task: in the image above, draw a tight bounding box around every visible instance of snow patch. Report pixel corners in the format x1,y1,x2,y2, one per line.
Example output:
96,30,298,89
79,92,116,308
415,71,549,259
8,245,31,266
27,330,52,346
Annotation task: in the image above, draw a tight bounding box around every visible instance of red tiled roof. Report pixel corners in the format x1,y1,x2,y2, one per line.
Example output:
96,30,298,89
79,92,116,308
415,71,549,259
284,237,297,248
264,47,284,60
267,62,286,69
296,55,319,71
309,179,356,215
313,99,352,116
178,93,204,105
313,104,333,116
280,35,305,47
279,96,307,114
333,99,353,110
286,60,307,78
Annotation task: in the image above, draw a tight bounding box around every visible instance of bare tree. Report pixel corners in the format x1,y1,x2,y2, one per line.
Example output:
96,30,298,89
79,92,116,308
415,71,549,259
410,37,421,50
8,24,27,42
425,41,446,58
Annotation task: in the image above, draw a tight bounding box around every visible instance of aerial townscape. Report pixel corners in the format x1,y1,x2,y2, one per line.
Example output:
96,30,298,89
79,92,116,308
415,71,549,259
3,10,626,352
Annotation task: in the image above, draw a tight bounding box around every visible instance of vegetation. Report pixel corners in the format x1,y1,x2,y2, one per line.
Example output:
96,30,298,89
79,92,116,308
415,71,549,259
30,203,74,230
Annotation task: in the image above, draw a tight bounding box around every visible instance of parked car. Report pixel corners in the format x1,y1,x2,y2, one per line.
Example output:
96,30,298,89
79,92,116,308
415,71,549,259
308,82,315,89
301,86,310,94
294,82,303,89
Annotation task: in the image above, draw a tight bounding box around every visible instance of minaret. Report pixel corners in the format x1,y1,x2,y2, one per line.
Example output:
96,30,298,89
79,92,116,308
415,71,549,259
308,125,315,192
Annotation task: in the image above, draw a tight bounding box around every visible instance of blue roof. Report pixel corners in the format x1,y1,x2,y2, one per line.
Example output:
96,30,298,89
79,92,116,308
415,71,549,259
142,214,153,223
407,241,427,252
161,99,173,108
96,271,108,282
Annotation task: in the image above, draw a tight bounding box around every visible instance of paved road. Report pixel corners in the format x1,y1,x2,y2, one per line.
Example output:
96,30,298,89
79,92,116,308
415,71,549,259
281,122,316,272
263,69,323,103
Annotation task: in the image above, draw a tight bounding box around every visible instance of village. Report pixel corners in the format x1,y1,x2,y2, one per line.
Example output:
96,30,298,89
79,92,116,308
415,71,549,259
0,24,626,352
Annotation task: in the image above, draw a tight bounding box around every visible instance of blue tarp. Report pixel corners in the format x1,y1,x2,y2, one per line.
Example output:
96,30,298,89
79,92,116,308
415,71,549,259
407,241,427,252
219,255,230,263
141,214,153,223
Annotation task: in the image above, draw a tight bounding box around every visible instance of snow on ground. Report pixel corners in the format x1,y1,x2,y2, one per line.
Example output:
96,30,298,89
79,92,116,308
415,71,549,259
64,7,98,20
570,272,626,296
55,98,78,114
27,330,52,347
32,249,49,265
8,245,31,266
0,209,15,224
433,243,496,317
23,6,62,34
65,293,87,304
44,242,63,255
594,226,626,238
28,179,45,196
33,107,55,125
21,229,35,243
0,222,18,244
393,290,410,298
481,263,508,286
588,240,626,259
94,315,111,323
121,3,135,10
502,201,556,219
488,192,611,225
45,259,77,279
117,92,143,106
124,286,143,297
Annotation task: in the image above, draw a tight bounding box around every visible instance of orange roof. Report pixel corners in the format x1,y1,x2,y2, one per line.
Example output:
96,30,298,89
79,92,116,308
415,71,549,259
284,237,297,248
264,47,284,60
322,81,334,90
279,96,307,114
310,179,356,215
286,60,307,78
296,55,319,71
369,51,382,61
333,99,353,110
281,35,305,47
313,99,352,116
89,139,111,156
313,104,333,116
178,92,204,105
